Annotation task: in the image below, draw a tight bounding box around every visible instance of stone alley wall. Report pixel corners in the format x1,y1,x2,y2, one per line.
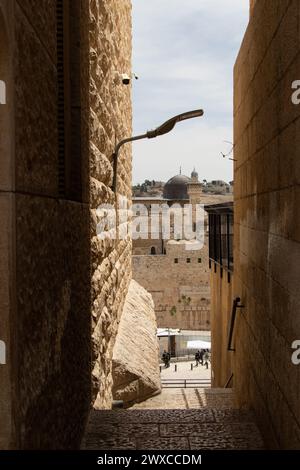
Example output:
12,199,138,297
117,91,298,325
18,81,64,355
89,0,132,409
234,0,300,449
0,0,132,449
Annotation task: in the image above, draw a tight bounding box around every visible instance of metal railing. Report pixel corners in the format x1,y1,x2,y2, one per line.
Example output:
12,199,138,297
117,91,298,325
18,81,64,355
224,373,234,388
161,379,211,389
227,297,244,352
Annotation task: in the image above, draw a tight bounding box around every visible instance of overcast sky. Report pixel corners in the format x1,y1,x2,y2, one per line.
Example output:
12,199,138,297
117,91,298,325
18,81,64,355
132,0,249,184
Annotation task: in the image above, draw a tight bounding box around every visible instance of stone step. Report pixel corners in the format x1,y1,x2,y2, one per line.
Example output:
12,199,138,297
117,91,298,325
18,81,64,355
82,389,264,450
131,387,234,410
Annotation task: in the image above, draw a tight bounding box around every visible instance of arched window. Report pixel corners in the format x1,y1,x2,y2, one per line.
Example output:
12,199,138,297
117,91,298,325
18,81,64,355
150,246,156,255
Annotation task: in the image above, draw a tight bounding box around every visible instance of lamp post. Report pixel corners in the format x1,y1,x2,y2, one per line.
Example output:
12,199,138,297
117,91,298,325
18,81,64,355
111,109,204,193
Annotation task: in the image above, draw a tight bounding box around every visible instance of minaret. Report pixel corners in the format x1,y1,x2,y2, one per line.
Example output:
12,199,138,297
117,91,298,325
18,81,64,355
187,168,202,205
187,169,202,234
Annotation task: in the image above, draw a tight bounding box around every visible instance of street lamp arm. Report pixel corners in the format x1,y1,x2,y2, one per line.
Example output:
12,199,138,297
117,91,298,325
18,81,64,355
114,132,149,156
112,133,148,193
111,109,204,193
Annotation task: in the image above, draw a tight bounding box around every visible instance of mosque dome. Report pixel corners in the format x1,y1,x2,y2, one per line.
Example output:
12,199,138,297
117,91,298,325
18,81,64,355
163,174,191,200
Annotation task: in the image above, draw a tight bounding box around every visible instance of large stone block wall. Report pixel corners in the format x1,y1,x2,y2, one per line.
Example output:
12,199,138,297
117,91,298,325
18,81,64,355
0,0,132,449
89,0,132,409
112,280,161,407
249,0,257,16
0,0,14,450
133,240,210,330
234,0,300,449
3,0,92,449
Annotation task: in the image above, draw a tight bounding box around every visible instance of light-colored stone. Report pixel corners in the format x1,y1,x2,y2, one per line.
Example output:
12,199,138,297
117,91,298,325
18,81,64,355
89,0,133,410
232,0,300,449
133,239,211,330
112,280,161,406
0,0,133,449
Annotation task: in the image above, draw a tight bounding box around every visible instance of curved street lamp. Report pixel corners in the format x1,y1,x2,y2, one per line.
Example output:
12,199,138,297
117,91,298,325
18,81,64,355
112,109,204,193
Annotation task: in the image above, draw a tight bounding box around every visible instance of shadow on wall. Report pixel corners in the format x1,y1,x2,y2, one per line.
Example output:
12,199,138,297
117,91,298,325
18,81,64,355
0,0,92,449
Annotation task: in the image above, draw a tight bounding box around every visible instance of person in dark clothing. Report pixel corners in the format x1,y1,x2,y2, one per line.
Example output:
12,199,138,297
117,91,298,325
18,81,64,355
199,349,204,366
195,350,200,366
162,350,170,368
203,350,210,369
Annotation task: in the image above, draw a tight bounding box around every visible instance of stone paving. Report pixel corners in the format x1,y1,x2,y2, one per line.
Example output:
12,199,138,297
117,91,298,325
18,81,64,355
131,388,232,410
160,359,211,380
82,389,264,450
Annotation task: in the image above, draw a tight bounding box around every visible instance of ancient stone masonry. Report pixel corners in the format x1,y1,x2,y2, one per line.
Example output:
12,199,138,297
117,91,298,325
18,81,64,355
89,0,132,410
112,280,161,407
0,0,132,449
234,0,300,449
249,0,257,16
133,240,211,331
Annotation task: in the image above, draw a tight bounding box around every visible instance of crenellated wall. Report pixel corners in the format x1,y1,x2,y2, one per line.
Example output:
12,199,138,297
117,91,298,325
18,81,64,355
133,240,210,331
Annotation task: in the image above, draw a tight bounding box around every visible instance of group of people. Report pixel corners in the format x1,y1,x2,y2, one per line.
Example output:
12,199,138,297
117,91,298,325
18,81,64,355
162,349,211,369
195,349,211,369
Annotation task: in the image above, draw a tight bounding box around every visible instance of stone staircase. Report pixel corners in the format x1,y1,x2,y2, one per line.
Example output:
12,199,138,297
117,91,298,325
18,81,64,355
82,389,264,450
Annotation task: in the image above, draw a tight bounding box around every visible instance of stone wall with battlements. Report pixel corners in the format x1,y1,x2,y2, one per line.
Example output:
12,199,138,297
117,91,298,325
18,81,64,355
133,240,210,331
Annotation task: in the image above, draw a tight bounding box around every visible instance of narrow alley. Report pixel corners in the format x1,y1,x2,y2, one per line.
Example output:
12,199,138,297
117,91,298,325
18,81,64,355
83,389,264,450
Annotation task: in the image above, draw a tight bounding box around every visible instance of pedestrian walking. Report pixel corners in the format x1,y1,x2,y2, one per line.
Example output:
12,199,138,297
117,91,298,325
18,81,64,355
195,350,200,366
203,350,210,369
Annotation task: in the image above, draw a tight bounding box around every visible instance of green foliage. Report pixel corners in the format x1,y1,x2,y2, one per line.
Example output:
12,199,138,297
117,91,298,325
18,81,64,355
170,306,177,316
179,295,191,306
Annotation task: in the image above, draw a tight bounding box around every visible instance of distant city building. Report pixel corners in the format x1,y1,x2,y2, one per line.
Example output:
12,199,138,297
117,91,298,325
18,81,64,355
132,174,233,198
132,169,233,334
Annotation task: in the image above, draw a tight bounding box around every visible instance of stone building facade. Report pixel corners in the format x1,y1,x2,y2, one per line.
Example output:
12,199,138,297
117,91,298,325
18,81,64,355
132,171,232,331
133,240,211,331
205,202,234,389
207,0,300,449
233,0,300,449
0,0,135,449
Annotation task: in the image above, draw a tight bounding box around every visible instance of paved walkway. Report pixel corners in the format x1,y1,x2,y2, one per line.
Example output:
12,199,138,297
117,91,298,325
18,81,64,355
131,388,232,410
160,359,211,380
82,389,264,450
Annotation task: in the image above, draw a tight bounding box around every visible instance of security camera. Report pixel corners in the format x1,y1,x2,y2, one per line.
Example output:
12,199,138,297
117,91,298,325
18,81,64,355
120,73,139,85
121,73,131,85
113,72,139,86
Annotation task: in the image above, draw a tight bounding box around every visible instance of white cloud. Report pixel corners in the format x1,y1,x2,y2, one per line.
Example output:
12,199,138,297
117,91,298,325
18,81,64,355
132,0,249,183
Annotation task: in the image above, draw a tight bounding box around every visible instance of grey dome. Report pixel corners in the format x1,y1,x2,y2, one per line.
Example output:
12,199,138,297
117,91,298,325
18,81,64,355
163,174,191,200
